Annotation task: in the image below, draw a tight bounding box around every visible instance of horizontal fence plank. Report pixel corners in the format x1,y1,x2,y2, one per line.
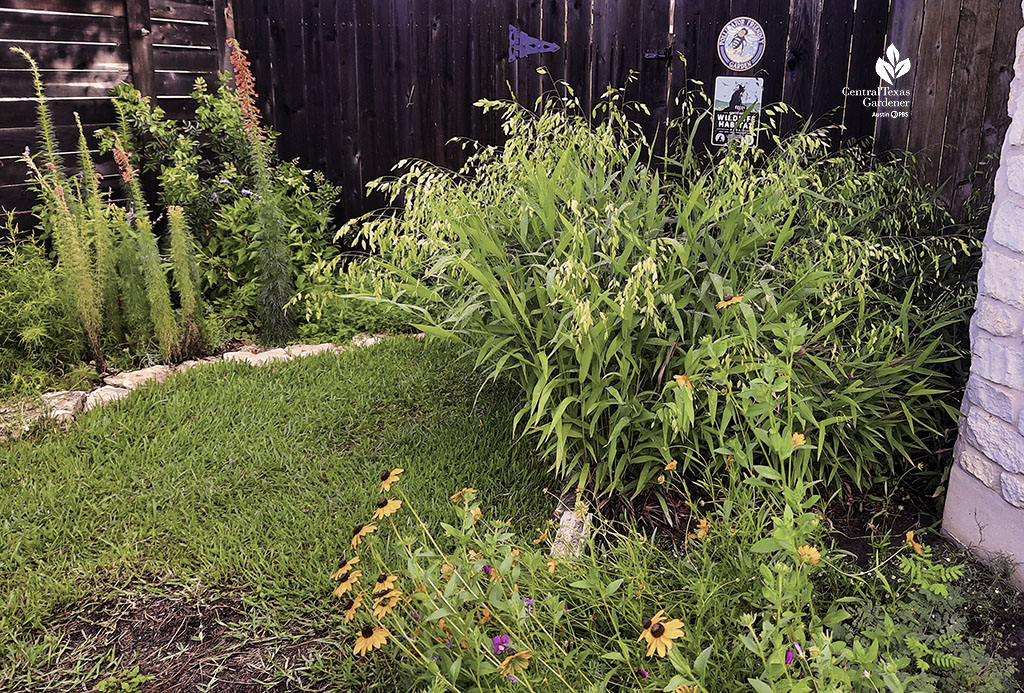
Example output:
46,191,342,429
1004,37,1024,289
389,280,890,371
0,96,117,129
0,154,119,187
153,43,220,71
0,0,124,16
0,122,117,158
0,10,126,43
154,69,215,95
150,0,215,22
0,68,128,98
152,17,217,47
0,41,129,70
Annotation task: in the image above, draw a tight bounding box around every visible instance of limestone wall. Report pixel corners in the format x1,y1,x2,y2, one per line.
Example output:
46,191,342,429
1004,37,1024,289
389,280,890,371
942,9,1024,588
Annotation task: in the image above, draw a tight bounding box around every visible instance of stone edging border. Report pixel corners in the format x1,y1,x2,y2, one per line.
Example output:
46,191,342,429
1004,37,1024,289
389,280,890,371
0,332,422,443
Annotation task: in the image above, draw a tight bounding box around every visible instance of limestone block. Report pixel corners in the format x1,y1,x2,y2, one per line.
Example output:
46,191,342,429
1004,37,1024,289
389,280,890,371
962,406,1024,473
104,365,172,390
286,343,337,357
957,442,1004,490
990,198,1024,253
971,332,1024,390
974,297,1021,337
1002,471,1024,508
965,377,1019,422
978,250,1024,309
41,390,87,416
84,385,130,411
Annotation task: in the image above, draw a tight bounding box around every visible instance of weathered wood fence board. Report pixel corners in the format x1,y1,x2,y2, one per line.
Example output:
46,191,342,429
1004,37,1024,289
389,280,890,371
0,0,233,217
1,0,1021,222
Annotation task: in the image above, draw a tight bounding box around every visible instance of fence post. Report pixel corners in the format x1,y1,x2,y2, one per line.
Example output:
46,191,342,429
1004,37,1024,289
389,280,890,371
124,0,155,97
214,0,237,73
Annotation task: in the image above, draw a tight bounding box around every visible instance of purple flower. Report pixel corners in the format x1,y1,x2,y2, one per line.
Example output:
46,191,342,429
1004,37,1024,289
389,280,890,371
509,676,517,683
523,597,534,612
412,612,420,621
483,565,492,577
23,146,30,157
793,642,803,656
492,635,511,655
638,668,649,678
785,648,796,666
210,191,219,200
240,188,252,197
219,178,230,185
75,171,84,179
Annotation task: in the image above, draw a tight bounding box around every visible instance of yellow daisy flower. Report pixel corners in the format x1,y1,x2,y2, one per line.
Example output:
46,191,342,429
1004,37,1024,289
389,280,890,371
379,468,404,493
498,650,532,677
450,487,478,502
340,594,362,623
479,606,491,625
715,294,743,309
332,556,360,580
351,523,377,550
657,475,666,484
673,374,693,389
546,557,557,574
353,624,389,656
665,459,678,471
333,569,362,597
797,544,821,565
638,611,685,657
696,518,710,539
372,589,403,619
372,498,402,520
534,529,549,544
792,432,807,448
373,573,398,592
471,507,482,524
906,531,924,555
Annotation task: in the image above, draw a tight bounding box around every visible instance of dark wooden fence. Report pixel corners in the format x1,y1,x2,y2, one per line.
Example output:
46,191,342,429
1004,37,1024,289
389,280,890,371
1,0,1021,220
229,0,1022,220
0,0,234,216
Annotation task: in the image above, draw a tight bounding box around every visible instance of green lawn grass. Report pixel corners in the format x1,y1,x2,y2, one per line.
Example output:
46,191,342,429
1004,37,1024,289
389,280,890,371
0,337,553,689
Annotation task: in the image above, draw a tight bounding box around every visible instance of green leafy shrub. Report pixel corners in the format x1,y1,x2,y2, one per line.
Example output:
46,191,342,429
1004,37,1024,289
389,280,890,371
167,205,204,357
329,466,1015,692
349,93,975,498
0,224,85,398
105,47,340,340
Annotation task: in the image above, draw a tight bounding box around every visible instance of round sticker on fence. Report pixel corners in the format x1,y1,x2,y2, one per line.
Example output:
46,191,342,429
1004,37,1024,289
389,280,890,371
717,17,765,72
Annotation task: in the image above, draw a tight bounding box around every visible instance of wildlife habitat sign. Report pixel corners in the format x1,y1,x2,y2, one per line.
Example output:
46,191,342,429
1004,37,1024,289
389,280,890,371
712,76,763,146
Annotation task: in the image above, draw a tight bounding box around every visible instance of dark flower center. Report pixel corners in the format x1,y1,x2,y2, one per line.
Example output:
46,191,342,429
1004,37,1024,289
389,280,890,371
339,571,350,582
642,618,652,630
341,598,353,610
381,469,391,481
353,524,363,536
374,589,388,598
650,623,665,638
361,625,374,639
724,294,734,301
378,573,388,583
377,498,388,508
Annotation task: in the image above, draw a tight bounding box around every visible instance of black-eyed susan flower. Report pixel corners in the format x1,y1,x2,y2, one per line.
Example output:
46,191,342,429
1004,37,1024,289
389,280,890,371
379,468,404,493
665,459,678,471
546,557,557,574
450,487,478,502
332,556,360,580
638,611,685,657
906,531,924,555
797,544,821,565
471,507,482,524
696,518,710,539
351,523,377,550
373,573,398,592
353,624,389,656
716,294,743,309
372,498,402,520
792,432,807,448
479,606,491,625
498,650,532,677
373,589,402,618
672,375,693,390
340,594,362,623
333,569,362,597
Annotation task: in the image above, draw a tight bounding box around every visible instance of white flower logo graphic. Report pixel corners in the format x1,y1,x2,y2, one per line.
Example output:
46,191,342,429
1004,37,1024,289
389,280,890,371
875,44,911,85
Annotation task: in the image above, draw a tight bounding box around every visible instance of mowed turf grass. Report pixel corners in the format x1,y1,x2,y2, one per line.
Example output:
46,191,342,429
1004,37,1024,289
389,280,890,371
1,338,553,686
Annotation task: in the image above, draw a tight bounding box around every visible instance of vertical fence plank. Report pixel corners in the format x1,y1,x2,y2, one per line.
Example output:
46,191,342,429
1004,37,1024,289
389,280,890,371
941,0,1000,209
124,0,155,97
302,0,327,176
337,0,363,214
811,0,853,145
213,0,235,73
638,0,670,152
781,0,823,134
563,0,593,110
875,0,926,153
541,0,568,91
842,0,889,144
515,0,543,108
979,0,1023,191
903,0,961,185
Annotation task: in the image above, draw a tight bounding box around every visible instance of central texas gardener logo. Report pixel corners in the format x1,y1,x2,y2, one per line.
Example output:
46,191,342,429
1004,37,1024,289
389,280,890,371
875,44,911,85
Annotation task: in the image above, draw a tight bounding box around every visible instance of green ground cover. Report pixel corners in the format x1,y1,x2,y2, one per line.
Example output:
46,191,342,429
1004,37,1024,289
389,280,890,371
1,338,552,690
